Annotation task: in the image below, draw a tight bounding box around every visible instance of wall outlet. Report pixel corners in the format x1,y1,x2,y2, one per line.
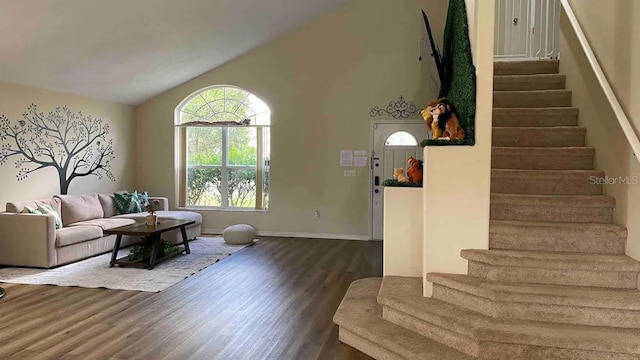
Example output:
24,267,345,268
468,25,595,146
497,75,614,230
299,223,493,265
344,170,356,177
314,210,320,219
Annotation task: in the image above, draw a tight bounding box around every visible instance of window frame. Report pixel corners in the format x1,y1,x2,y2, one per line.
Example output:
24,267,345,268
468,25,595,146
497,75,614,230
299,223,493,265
175,85,270,211
385,131,419,146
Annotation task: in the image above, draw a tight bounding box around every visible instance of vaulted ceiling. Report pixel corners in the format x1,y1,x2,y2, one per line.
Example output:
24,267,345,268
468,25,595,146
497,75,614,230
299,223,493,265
0,0,352,105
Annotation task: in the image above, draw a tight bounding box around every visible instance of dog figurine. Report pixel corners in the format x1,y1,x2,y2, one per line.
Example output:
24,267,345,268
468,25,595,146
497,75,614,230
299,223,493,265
393,168,409,183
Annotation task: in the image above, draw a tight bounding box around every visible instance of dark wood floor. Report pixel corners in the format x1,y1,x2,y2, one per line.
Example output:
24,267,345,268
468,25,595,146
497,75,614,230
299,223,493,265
0,237,381,359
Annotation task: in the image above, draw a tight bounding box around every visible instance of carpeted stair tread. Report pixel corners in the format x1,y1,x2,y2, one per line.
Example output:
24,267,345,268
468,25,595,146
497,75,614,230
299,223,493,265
461,250,640,272
494,60,559,75
493,107,579,127
333,278,473,360
492,127,586,147
491,147,594,170
428,273,640,329
492,146,594,156
489,220,627,254
462,250,639,289
491,169,604,195
379,277,640,356
493,74,566,91
427,273,640,311
493,90,572,108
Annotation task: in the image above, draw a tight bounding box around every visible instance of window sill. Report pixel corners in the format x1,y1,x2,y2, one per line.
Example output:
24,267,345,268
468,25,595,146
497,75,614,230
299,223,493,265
176,206,269,213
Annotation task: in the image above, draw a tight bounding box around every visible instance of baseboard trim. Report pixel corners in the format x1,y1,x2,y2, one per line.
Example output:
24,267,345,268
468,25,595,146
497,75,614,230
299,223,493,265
202,229,370,241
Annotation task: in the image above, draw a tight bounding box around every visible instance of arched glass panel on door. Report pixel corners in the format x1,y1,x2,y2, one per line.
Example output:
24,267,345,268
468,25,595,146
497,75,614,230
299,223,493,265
385,131,418,146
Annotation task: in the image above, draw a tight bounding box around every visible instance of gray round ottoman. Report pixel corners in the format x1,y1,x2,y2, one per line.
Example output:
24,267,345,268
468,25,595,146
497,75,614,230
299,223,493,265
223,224,256,245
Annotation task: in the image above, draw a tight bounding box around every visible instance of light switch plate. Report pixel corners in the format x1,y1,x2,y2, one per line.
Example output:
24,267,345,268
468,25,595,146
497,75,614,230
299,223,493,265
344,170,357,177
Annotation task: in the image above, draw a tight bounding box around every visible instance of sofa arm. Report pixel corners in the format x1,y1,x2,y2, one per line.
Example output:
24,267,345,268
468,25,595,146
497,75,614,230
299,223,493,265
0,213,57,268
148,197,169,211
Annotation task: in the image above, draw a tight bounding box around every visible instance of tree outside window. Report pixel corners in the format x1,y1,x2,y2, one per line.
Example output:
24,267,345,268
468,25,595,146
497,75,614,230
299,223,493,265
177,86,270,210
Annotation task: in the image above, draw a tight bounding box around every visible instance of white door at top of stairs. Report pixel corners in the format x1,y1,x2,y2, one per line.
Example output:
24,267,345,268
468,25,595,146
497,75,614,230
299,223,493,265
494,0,561,60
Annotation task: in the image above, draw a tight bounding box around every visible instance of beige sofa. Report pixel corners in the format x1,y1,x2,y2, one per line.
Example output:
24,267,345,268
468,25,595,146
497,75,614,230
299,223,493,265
0,193,202,268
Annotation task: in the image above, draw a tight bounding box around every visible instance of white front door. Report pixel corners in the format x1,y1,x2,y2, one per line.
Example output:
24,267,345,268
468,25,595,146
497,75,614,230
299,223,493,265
371,121,429,241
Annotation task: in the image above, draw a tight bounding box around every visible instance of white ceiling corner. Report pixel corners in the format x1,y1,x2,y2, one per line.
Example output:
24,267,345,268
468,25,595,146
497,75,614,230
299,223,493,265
0,0,353,105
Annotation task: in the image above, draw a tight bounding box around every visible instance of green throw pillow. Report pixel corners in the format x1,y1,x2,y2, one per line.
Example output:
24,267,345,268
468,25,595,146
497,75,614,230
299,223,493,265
38,204,63,230
114,192,143,214
23,205,43,214
138,191,150,207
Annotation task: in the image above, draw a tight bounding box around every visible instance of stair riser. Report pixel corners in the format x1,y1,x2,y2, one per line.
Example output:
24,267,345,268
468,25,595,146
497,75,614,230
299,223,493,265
492,129,585,147
500,303,640,330
494,92,572,108
491,173,603,195
489,229,626,254
492,153,593,170
432,284,494,317
468,262,639,289
479,342,640,360
494,61,559,75
385,302,640,359
493,110,578,127
433,285,640,329
338,329,405,360
494,76,566,91
490,204,613,223
383,306,480,358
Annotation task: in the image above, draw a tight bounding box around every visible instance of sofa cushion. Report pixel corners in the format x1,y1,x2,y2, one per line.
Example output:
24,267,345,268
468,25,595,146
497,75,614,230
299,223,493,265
69,218,136,231
55,193,104,226
56,225,103,247
114,211,202,225
97,191,130,218
6,198,62,215
98,193,118,218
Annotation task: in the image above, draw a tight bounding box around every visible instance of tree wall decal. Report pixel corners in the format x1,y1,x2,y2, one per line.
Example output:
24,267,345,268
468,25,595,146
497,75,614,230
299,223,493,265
0,104,115,194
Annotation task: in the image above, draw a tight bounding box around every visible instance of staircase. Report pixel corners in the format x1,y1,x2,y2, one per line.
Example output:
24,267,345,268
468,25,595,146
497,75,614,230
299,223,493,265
334,60,640,359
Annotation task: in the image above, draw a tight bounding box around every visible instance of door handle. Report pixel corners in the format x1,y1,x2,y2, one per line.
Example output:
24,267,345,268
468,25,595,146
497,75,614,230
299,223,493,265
374,176,380,186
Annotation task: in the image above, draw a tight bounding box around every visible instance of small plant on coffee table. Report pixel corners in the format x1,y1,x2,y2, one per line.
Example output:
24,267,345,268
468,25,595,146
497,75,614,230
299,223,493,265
145,199,161,216
127,200,180,262
144,200,161,226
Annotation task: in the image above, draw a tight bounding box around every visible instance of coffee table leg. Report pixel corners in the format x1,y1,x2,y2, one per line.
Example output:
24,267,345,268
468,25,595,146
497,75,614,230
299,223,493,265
148,235,160,270
110,235,123,267
181,226,191,254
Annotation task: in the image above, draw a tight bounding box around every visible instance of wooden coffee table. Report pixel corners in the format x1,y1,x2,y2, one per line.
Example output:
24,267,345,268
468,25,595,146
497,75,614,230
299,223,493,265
104,219,196,270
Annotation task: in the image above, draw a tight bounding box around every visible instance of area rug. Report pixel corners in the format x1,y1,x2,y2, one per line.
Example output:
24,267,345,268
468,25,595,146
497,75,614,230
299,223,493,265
0,237,249,292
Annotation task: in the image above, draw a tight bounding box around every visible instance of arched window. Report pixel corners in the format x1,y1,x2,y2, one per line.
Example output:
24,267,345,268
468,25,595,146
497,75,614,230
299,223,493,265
385,131,418,146
176,85,270,209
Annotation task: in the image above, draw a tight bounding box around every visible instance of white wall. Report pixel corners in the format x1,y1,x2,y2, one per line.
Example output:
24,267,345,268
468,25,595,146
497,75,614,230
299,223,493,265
0,81,134,207
465,0,476,62
559,0,640,266
383,187,423,277
134,0,448,239
422,0,494,296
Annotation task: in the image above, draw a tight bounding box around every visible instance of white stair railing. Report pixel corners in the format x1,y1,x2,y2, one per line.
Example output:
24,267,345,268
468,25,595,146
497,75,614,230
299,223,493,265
494,0,560,59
